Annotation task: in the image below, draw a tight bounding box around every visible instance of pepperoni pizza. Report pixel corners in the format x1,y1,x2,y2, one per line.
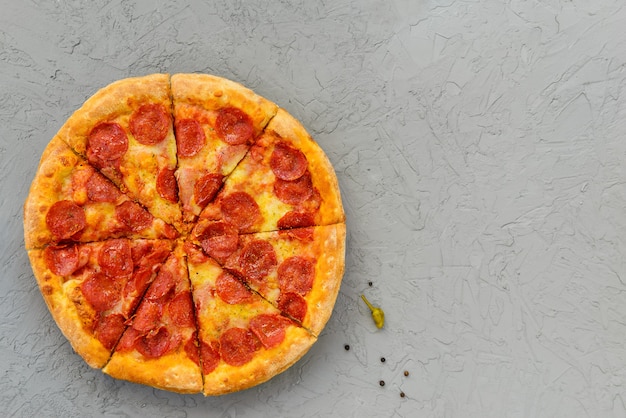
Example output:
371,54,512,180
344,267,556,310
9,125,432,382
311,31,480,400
24,74,345,395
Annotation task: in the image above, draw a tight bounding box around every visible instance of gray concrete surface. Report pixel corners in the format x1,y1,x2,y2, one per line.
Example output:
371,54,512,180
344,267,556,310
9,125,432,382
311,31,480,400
2,0,626,416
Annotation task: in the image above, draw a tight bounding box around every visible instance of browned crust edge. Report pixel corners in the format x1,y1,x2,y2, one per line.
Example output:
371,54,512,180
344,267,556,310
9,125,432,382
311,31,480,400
27,249,111,369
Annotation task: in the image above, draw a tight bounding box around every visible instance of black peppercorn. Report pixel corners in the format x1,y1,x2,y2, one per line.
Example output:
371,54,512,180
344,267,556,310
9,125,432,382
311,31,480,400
379,380,385,387
344,344,350,351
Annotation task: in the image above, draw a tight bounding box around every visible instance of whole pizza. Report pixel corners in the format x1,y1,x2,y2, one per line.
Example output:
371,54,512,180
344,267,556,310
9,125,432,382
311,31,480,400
23,74,345,395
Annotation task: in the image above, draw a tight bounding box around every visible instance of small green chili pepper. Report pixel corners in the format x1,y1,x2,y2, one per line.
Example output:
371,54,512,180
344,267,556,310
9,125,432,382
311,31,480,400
361,294,385,329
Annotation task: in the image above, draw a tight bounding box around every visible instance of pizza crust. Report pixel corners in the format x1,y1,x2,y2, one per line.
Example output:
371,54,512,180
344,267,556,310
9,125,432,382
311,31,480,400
28,249,111,368
103,349,203,394
304,223,347,336
23,137,80,250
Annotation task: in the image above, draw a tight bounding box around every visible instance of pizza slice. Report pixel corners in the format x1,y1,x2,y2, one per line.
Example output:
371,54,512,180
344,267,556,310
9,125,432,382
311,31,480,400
23,137,178,249
103,243,202,393
170,73,278,223
197,108,344,234
28,239,172,368
185,243,316,396
191,223,345,336
54,74,182,230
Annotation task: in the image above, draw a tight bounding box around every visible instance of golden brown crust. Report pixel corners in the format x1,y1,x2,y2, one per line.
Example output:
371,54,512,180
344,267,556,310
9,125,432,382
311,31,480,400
23,137,80,250
103,350,203,394
305,223,346,336
265,108,345,225
28,249,111,368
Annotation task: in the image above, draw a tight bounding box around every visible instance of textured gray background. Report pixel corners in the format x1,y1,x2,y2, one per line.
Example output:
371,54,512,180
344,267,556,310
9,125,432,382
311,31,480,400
2,0,626,417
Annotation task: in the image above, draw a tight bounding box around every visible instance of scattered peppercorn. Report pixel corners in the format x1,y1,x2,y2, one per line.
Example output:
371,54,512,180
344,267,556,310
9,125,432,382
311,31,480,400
368,281,373,287
379,380,385,387
400,392,405,398
344,344,350,351
380,357,386,363
404,370,409,377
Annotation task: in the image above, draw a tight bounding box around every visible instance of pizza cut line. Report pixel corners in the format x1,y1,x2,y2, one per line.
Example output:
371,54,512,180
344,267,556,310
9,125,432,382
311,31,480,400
23,73,345,395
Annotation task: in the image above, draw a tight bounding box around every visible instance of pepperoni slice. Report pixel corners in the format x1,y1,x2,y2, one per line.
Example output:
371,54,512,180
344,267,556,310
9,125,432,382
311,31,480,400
44,245,79,276
197,221,239,260
131,300,162,333
249,314,290,349
220,192,261,231
98,239,133,278
115,327,142,352
130,240,155,263
215,272,252,305
175,119,205,157
145,269,175,301
202,234,239,261
129,103,170,145
135,327,173,359
219,327,260,366
270,142,308,181
196,220,238,240
131,241,171,266
124,266,152,299
86,172,121,202
277,211,315,230
81,273,121,312
185,242,210,265
277,256,315,296
215,107,254,145
168,291,195,328
163,224,180,240
156,168,179,203
274,171,314,205
279,226,315,242
115,201,153,232
46,200,86,241
87,122,128,161
185,333,200,366
93,313,126,350
278,292,307,323
194,173,223,208
239,240,277,283
200,340,220,374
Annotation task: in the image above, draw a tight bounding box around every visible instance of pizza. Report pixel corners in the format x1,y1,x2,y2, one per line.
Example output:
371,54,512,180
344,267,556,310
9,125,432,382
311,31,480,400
23,73,345,395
